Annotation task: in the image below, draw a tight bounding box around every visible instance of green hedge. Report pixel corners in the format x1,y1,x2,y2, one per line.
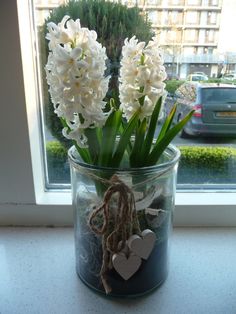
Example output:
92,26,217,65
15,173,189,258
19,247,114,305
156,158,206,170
178,146,236,184
46,142,70,184
45,141,236,185
179,146,236,169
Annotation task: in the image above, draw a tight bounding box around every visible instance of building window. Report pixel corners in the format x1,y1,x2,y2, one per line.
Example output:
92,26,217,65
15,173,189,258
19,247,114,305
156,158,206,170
207,11,217,24
205,30,215,43
168,10,183,24
147,0,161,5
209,0,219,6
168,0,184,6
185,11,199,24
186,0,201,6
148,10,161,24
184,29,199,42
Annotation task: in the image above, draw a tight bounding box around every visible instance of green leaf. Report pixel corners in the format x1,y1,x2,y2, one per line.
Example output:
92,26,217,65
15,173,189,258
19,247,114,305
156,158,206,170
147,110,194,166
156,102,177,143
141,97,162,160
98,109,122,167
130,118,147,167
74,142,92,164
111,110,140,167
84,128,100,164
118,119,132,155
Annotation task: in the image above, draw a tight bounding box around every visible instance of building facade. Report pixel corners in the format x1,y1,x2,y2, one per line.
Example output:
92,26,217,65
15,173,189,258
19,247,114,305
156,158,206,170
35,0,236,79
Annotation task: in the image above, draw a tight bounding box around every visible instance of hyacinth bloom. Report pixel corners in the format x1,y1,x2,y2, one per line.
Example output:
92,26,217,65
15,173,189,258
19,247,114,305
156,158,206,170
119,36,167,121
45,16,110,147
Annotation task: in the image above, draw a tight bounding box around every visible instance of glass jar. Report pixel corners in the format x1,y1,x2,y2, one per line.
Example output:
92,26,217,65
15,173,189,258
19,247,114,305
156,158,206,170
68,144,180,297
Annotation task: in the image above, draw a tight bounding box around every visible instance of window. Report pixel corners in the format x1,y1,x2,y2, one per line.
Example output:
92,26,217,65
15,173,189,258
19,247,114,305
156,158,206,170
166,29,182,43
209,0,219,6
205,30,215,43
147,0,161,5
184,29,199,42
1,0,235,227
185,11,199,24
186,0,201,6
148,10,161,24
168,10,183,24
168,0,184,5
207,11,217,25
30,0,236,192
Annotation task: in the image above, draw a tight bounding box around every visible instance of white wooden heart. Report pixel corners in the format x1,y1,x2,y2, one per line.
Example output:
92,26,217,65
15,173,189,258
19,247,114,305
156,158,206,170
112,252,142,280
127,229,156,260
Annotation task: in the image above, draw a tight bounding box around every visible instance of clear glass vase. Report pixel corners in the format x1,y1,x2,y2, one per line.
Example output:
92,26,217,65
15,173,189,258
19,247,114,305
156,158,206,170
68,145,180,297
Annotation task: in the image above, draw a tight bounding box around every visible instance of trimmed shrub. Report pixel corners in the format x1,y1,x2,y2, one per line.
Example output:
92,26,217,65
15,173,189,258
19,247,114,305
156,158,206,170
178,146,236,184
165,80,185,95
45,141,236,185
46,142,70,184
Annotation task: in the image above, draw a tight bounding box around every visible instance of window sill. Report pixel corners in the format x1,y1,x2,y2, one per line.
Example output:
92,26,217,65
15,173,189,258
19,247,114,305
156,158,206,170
36,190,236,207
1,227,236,313
1,190,236,227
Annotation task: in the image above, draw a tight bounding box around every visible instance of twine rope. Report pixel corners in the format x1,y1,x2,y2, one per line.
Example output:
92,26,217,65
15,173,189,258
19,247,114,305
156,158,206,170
88,175,141,294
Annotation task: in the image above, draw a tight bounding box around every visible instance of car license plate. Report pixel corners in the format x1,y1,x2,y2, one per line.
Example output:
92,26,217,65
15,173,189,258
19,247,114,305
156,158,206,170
216,111,236,117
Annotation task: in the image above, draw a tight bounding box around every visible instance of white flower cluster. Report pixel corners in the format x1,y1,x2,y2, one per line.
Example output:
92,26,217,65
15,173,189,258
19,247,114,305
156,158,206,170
45,16,110,147
119,36,167,121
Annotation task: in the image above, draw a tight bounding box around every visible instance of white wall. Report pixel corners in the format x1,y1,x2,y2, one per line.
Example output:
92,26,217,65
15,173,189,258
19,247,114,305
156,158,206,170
0,1,35,204
218,0,236,53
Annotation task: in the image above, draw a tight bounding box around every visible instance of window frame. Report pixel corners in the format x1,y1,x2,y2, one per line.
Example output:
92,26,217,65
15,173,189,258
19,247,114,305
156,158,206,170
1,0,236,227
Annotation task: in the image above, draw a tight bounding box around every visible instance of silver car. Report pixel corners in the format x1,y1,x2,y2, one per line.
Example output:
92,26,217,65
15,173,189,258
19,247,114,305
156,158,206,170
172,82,236,137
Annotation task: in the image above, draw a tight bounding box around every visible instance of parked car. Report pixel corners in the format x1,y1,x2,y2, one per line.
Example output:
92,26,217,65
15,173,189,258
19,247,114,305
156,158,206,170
170,82,236,137
193,71,208,76
221,73,236,81
186,73,208,82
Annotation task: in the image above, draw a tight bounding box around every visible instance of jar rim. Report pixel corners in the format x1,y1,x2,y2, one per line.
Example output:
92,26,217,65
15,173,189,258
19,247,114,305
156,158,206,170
68,144,180,174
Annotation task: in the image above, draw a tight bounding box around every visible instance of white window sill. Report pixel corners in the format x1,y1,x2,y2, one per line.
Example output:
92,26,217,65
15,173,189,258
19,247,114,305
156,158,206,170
1,227,236,313
36,190,236,207
1,190,236,227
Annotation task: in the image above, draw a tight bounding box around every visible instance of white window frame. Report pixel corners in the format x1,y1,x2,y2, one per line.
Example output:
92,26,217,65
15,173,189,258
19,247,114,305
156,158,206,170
1,0,236,227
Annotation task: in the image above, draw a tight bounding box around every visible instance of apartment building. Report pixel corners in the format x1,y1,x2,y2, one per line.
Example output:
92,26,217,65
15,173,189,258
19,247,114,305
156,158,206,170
35,0,236,78
131,0,236,78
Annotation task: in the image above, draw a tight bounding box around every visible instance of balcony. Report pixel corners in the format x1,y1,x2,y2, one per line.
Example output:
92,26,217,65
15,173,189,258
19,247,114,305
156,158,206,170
163,53,236,64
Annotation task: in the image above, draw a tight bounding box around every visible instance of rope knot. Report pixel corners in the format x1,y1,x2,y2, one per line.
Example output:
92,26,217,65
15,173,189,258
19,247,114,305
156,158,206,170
88,174,141,294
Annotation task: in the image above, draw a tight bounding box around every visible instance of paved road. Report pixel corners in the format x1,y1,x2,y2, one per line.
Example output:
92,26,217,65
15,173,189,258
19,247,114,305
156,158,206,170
172,133,236,147
45,125,236,148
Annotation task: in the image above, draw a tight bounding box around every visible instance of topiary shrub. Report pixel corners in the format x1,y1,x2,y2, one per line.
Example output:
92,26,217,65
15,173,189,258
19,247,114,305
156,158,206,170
40,0,154,146
165,79,185,96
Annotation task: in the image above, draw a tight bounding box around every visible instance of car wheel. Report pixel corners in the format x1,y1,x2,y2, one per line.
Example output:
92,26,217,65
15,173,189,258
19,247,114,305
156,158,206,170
180,128,190,138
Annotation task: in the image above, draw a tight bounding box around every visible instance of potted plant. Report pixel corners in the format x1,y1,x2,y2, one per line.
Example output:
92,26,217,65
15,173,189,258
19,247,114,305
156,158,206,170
45,16,193,297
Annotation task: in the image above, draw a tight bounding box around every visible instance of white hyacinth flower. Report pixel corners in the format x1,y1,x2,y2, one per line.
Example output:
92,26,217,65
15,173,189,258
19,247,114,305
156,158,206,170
45,16,110,148
119,36,167,121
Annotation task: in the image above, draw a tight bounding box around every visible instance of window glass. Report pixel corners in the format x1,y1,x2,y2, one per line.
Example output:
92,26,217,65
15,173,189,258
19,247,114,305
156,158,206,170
186,0,201,5
32,0,236,190
201,88,236,103
185,11,199,24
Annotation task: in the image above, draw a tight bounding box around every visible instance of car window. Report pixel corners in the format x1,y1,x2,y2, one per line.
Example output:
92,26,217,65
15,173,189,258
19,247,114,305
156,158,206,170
201,88,236,103
192,75,202,81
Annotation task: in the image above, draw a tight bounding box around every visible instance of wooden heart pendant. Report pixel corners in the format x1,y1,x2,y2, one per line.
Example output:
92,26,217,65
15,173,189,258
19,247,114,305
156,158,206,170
112,252,142,280
127,229,156,260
